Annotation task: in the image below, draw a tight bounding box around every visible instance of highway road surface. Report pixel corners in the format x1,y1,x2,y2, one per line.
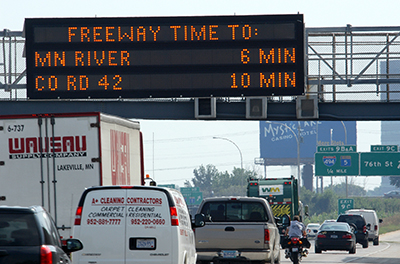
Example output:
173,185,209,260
280,230,400,264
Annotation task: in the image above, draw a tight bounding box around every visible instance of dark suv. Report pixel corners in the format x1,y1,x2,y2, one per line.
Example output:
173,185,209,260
0,205,83,264
337,214,369,248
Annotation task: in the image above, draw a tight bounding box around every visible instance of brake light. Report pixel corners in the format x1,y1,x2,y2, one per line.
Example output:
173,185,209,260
317,234,326,238
40,245,52,264
291,237,300,244
74,206,83,225
342,234,352,239
264,229,270,244
363,225,367,233
170,207,179,226
374,225,378,231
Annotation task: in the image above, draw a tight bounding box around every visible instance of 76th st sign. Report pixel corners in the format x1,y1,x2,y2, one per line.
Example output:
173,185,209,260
360,152,400,176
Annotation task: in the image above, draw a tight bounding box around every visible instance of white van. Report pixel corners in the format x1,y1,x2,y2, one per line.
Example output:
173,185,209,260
72,186,204,264
345,209,383,245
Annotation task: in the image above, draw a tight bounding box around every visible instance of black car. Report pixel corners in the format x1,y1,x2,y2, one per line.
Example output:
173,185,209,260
315,222,356,254
0,205,83,264
337,214,369,248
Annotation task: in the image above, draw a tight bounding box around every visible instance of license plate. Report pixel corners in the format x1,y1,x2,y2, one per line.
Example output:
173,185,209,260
136,239,155,249
222,250,239,258
292,247,299,252
331,235,338,239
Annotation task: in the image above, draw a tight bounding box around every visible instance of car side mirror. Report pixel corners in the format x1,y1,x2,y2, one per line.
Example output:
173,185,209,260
379,219,383,223
62,238,83,253
193,213,206,228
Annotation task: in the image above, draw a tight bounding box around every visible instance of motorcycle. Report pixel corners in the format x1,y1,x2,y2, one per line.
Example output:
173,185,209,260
285,237,307,264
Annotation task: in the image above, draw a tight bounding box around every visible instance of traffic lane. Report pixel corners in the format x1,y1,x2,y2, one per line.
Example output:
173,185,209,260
280,239,400,264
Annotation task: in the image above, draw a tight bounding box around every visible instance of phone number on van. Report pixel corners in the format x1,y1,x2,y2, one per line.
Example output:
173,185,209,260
87,219,122,225
131,219,166,225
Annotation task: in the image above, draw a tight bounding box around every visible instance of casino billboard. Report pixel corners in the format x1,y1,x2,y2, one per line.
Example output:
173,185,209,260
259,121,357,165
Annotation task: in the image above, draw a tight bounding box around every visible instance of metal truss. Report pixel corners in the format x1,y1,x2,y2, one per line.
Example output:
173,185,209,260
306,25,400,102
3,26,400,103
0,29,26,99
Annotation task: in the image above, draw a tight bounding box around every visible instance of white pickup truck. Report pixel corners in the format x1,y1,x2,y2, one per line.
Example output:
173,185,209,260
195,197,281,264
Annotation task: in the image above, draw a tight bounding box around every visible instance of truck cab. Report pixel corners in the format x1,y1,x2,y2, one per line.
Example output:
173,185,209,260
247,176,305,240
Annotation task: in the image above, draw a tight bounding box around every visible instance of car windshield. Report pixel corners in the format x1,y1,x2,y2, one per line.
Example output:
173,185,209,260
200,201,268,222
308,224,319,228
320,223,350,232
0,213,40,246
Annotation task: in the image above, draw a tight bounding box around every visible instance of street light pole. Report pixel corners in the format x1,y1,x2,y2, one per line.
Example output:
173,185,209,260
213,136,243,169
266,121,301,195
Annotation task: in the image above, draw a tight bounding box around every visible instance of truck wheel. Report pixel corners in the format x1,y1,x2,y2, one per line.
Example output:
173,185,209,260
373,236,379,245
362,240,369,248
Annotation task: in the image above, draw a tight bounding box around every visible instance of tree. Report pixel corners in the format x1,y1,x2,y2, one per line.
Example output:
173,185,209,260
191,164,219,197
389,176,400,188
326,182,366,197
189,165,260,198
311,189,338,215
212,167,258,196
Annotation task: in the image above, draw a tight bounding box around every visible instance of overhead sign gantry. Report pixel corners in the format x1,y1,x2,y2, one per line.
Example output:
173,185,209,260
24,14,304,99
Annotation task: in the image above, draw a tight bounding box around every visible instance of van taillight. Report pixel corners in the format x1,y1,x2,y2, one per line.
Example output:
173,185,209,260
375,225,378,231
74,206,83,225
264,229,270,244
170,207,179,226
40,245,52,264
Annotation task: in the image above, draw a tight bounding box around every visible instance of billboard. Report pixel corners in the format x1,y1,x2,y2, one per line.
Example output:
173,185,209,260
259,121,357,165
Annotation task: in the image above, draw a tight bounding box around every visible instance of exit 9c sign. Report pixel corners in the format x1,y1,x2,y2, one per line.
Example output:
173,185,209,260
24,14,305,99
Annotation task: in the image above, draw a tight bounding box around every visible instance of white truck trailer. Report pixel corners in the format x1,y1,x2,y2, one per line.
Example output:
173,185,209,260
0,112,144,238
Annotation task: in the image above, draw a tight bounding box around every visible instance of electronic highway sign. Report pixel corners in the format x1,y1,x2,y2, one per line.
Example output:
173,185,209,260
24,14,305,99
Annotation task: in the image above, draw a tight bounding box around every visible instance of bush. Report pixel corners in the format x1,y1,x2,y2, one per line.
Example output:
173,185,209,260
300,186,400,227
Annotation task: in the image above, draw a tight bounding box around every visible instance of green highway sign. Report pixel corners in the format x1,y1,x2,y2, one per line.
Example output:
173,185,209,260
158,184,176,189
317,145,357,153
338,199,354,215
182,191,203,205
371,145,398,152
360,152,400,176
315,152,359,176
180,187,200,194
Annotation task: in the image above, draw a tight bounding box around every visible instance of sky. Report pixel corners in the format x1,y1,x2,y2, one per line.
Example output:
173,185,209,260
2,0,397,191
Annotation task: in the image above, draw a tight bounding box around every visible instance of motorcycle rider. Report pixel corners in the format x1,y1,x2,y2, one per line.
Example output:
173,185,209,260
284,215,310,258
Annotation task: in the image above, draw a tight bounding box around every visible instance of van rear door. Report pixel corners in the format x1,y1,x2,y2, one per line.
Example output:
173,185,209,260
75,188,127,264
125,188,173,263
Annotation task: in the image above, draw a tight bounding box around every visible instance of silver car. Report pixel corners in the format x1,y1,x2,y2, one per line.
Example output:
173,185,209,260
306,223,320,239
384,190,400,198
